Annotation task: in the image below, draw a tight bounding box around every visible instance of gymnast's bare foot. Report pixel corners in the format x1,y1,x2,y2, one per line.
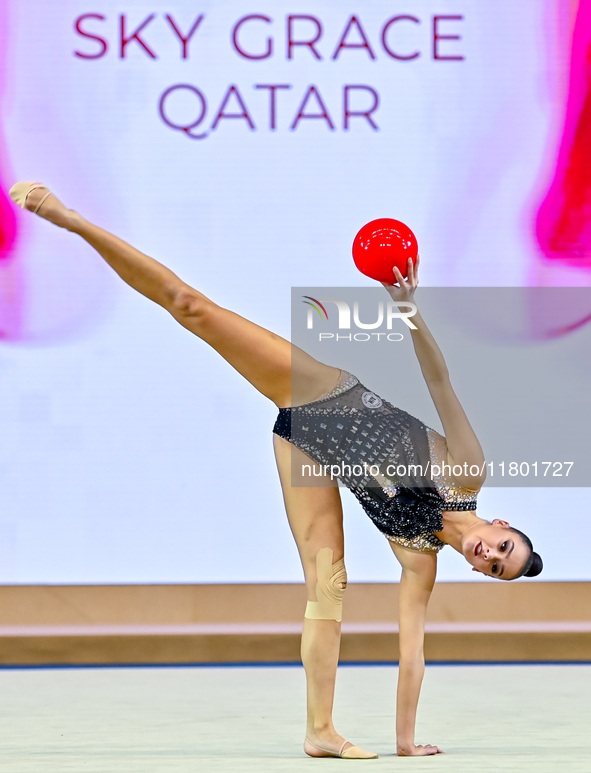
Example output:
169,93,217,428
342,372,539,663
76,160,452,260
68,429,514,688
9,182,81,231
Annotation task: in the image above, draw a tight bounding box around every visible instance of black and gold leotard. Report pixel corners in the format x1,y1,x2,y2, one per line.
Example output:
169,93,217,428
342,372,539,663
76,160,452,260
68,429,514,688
273,370,478,554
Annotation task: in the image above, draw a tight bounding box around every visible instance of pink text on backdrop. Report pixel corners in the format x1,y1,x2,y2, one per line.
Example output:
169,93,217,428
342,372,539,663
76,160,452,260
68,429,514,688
158,83,380,139
73,12,465,62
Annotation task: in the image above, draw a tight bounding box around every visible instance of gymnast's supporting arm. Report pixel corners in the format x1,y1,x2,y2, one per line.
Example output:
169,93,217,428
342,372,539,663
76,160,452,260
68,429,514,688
390,544,442,756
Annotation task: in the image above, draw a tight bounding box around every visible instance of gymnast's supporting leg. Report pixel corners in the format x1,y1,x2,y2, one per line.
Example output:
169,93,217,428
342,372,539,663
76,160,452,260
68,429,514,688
274,437,377,759
13,185,376,757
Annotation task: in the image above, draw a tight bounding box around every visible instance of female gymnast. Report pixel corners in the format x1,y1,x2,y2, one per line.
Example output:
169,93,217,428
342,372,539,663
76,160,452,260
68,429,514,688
10,182,542,759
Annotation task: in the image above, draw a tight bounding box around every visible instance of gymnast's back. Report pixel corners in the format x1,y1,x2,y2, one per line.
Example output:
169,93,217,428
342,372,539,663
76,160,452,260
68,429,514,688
273,370,479,553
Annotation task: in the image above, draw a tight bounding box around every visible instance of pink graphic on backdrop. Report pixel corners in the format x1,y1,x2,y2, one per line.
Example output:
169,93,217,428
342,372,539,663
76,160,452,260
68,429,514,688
0,3,116,345
0,195,20,341
0,7,21,340
0,182,16,263
536,0,591,269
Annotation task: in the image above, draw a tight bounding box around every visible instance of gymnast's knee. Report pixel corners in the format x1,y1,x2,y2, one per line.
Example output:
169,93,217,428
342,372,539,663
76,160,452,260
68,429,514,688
170,288,211,320
304,548,348,623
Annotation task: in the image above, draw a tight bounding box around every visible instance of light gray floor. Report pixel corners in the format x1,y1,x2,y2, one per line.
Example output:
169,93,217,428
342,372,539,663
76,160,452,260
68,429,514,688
0,664,588,772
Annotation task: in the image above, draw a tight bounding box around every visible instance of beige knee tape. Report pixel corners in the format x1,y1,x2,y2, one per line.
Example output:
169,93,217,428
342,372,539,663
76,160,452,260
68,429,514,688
305,548,347,622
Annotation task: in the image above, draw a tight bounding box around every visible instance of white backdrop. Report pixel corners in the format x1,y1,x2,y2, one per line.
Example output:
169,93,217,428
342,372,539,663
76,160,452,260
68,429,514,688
0,0,589,582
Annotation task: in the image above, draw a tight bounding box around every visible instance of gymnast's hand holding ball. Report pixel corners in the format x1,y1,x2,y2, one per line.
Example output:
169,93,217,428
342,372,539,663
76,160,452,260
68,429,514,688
381,254,420,305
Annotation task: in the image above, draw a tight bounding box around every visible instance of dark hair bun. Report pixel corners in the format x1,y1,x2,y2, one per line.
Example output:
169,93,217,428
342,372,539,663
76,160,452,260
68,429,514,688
525,552,543,577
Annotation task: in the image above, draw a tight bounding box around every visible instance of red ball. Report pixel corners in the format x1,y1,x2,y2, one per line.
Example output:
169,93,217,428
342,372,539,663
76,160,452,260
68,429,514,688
352,218,418,283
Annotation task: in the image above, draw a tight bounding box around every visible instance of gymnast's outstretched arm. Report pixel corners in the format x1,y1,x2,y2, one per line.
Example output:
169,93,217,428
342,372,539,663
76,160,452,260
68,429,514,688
383,258,486,490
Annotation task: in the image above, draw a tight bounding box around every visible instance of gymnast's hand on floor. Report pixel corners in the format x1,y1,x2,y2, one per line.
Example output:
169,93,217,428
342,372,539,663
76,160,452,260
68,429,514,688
397,742,444,756
381,255,419,305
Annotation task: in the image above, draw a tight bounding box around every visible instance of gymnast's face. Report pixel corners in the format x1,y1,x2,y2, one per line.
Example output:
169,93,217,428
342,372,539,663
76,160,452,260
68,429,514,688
463,520,530,580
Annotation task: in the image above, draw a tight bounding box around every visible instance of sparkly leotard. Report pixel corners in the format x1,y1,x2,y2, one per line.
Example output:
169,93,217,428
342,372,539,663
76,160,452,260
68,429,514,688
273,371,478,553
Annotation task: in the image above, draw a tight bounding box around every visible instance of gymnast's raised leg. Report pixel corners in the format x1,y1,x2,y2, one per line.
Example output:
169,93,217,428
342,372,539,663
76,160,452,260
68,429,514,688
10,184,377,760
